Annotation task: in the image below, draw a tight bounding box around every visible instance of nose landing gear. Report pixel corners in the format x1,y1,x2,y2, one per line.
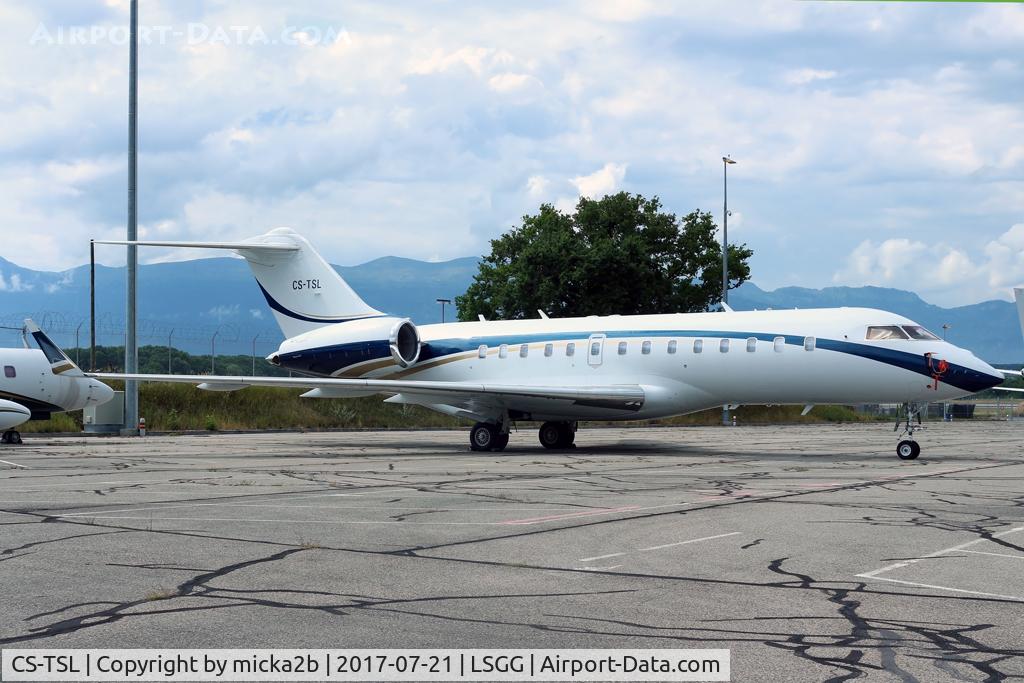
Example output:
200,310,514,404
1,430,23,445
894,402,923,460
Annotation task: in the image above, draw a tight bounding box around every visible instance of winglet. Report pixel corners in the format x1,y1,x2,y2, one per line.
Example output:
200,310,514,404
721,301,735,313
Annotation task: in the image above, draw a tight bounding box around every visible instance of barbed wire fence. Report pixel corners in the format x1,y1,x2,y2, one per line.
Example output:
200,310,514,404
0,311,283,370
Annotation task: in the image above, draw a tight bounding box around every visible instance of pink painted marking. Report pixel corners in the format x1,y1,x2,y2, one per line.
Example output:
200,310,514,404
500,505,642,525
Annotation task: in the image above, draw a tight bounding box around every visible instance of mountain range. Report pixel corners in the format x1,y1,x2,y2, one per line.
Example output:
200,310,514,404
1,255,1021,362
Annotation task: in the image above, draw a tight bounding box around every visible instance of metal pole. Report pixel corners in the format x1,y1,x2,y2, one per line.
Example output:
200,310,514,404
722,159,729,304
251,332,259,376
721,156,734,427
167,329,174,374
211,330,219,374
123,0,139,435
75,322,83,366
89,240,96,372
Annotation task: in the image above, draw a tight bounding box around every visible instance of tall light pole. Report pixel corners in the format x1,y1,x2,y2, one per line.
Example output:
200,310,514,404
722,156,736,305
436,298,452,324
123,0,140,435
722,155,736,428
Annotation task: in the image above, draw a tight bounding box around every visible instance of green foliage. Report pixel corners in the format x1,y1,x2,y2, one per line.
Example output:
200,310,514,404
68,345,287,376
204,414,219,431
456,192,753,320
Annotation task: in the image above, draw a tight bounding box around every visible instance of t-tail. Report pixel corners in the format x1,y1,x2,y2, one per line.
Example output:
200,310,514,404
95,228,383,339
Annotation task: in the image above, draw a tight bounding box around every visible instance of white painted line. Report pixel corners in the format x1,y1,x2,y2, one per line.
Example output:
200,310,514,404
0,459,29,469
855,525,1024,600
575,565,623,571
579,532,741,563
957,549,1024,560
857,526,1024,580
854,575,1024,602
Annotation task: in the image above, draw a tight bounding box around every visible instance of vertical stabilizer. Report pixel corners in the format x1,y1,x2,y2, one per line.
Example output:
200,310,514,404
235,229,384,338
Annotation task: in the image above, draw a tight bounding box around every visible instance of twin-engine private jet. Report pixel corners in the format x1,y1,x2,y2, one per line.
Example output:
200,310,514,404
94,228,1004,460
1,320,114,444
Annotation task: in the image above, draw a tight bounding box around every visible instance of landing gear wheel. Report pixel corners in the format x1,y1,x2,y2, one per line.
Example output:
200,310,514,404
1,430,21,445
470,423,498,452
896,440,920,460
539,421,575,449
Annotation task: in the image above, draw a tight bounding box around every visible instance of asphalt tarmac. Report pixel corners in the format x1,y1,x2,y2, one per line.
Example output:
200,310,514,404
1,422,1023,681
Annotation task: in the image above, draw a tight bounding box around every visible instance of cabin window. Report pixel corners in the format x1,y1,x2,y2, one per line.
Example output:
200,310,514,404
774,336,785,353
720,339,730,353
3,365,14,378
590,341,601,356
642,341,652,355
544,343,553,357
499,344,508,359
667,340,677,354
519,344,529,358
746,337,757,353
804,336,816,351
566,342,575,357
866,326,909,341
478,345,487,359
693,339,703,354
618,341,628,355
903,325,940,341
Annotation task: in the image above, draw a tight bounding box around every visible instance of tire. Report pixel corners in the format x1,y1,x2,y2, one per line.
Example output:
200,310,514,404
896,440,919,460
10,431,21,445
539,422,575,449
470,423,497,451
539,422,563,449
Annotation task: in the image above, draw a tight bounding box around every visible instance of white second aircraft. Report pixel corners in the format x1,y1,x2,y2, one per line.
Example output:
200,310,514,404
94,228,1006,460
1,320,115,444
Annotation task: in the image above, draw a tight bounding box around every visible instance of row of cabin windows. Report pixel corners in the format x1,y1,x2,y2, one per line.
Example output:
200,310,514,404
474,336,818,359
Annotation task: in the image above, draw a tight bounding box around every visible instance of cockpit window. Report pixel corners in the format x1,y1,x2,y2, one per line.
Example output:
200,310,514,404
902,325,940,341
866,326,910,341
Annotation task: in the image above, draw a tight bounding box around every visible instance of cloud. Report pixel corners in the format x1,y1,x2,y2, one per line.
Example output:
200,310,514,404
833,224,1024,305
0,0,1021,306
570,163,627,199
205,304,240,321
783,68,837,85
0,272,33,292
249,308,264,319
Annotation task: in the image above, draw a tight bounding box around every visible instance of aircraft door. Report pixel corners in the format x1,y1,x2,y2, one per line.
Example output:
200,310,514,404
587,334,606,367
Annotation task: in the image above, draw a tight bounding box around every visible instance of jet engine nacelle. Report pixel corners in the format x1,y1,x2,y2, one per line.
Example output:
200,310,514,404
0,399,31,430
271,316,422,375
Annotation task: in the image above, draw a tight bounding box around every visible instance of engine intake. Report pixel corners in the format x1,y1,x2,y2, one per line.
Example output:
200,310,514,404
389,320,421,367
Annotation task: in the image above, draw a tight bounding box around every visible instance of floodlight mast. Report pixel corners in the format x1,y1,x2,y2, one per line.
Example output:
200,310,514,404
722,155,736,428
123,0,139,435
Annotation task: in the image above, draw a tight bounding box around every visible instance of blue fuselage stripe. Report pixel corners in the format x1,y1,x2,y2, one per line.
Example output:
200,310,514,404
275,328,1000,393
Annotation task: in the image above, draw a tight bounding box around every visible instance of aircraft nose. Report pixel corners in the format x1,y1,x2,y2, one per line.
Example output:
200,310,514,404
92,380,115,405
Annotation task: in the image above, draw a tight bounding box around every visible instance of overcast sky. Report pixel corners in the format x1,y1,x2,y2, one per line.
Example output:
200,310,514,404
1,0,1022,305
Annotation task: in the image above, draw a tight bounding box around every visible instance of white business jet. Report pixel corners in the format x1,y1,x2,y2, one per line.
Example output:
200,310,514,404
93,228,1004,460
0,320,115,444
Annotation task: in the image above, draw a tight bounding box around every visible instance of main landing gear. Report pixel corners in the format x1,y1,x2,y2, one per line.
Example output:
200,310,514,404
894,402,923,460
470,422,510,452
1,430,23,445
538,421,576,450
468,420,578,452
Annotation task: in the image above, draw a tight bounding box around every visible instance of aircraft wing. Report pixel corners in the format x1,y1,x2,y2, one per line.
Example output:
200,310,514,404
92,373,646,412
993,387,1024,393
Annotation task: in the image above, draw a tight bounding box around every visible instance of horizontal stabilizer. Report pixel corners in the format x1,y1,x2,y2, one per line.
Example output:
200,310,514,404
92,239,298,251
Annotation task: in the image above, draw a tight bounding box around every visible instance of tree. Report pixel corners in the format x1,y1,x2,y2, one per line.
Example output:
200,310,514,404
456,192,752,320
